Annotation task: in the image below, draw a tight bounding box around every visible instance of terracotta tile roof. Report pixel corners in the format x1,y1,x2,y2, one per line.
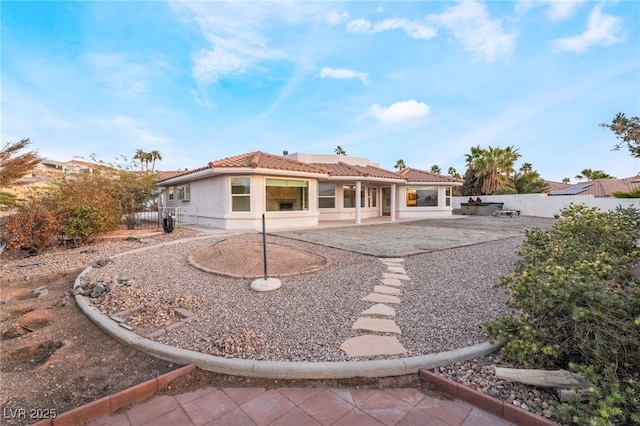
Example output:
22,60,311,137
209,151,330,174
313,162,405,180
155,170,190,181
549,176,640,197
545,180,571,192
395,167,464,184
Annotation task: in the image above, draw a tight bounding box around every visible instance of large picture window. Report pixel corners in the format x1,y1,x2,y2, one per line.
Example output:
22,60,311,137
406,186,438,207
266,179,309,211
231,177,251,212
343,185,356,208
318,183,335,209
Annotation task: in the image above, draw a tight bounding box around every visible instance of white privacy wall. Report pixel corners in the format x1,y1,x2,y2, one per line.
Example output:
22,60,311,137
452,194,639,218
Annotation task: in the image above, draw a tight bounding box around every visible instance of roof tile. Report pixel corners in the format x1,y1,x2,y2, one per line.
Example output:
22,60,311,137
396,167,464,184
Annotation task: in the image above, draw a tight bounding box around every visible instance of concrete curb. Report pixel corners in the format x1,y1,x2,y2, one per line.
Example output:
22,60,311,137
31,364,197,426
73,235,503,379
419,370,559,426
75,265,502,379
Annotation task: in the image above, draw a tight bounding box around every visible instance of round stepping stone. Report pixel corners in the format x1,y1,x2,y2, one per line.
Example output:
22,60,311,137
374,285,401,296
352,317,401,334
361,304,395,318
362,293,401,304
340,335,407,357
250,277,282,292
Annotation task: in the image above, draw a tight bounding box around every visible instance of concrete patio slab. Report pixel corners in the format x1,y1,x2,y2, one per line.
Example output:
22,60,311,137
273,217,552,257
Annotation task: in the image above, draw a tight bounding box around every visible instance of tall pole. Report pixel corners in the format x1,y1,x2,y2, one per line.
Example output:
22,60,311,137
262,214,268,280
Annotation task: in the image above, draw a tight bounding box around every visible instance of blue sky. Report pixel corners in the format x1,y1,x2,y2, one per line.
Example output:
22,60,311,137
2,1,639,182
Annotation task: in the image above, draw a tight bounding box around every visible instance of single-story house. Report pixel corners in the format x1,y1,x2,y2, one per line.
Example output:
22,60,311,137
548,176,640,197
156,152,463,230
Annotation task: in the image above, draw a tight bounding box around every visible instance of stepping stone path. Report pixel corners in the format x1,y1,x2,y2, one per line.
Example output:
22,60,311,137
339,258,410,358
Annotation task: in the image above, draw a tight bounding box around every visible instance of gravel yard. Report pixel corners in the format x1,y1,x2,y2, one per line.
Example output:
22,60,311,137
1,217,563,421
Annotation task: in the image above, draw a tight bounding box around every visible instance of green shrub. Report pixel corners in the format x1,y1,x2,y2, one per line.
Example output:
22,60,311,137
485,204,640,425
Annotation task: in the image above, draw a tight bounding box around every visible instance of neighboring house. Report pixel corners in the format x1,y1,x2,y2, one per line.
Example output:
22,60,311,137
548,176,640,197
156,151,463,230
544,180,571,193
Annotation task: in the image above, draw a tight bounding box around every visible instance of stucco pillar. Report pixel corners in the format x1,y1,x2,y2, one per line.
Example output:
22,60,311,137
355,180,362,224
391,184,396,222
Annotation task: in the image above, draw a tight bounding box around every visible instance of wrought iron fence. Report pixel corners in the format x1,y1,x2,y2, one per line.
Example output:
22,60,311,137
121,207,198,230
159,207,198,226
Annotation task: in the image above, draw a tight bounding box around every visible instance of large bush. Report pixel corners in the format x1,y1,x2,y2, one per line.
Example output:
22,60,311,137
48,174,122,243
486,204,640,425
0,199,58,254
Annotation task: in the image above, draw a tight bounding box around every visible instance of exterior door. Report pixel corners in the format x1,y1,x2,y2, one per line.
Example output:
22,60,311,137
382,187,391,216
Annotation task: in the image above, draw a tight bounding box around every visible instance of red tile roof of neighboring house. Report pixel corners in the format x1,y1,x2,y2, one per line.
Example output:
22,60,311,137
209,151,330,174
395,167,465,184
545,180,571,192
549,176,640,197
313,162,405,180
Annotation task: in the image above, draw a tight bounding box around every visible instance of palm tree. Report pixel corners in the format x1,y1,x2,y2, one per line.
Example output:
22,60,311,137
466,145,521,195
394,159,407,170
430,164,442,174
133,149,147,171
562,177,571,184
150,150,162,173
334,146,346,155
447,167,461,179
576,168,615,181
519,162,533,174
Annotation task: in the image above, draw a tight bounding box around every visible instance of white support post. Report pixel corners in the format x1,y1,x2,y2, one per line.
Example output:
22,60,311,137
355,181,362,224
391,184,396,222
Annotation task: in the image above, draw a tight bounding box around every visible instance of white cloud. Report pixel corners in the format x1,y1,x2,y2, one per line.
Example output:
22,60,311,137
346,18,373,33
516,0,584,20
346,18,436,40
319,67,369,84
173,3,291,85
368,99,430,124
554,5,624,53
432,1,515,62
83,53,162,97
325,9,349,26
546,0,585,21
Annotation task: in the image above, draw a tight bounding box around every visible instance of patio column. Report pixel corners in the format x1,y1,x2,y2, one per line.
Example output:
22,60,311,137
355,180,362,224
390,184,396,222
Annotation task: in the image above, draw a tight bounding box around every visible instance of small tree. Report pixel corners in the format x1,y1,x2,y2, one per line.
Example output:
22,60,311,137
600,113,640,158
0,138,42,187
334,145,346,155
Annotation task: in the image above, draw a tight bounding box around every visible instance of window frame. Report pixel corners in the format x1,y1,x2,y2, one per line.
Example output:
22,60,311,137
318,183,336,209
405,186,439,207
265,178,309,212
231,177,251,212
343,185,356,209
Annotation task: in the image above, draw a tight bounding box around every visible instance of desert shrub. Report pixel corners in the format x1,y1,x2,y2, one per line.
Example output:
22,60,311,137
48,174,122,243
485,204,640,425
0,200,58,254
